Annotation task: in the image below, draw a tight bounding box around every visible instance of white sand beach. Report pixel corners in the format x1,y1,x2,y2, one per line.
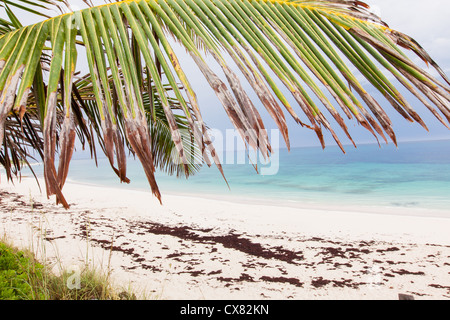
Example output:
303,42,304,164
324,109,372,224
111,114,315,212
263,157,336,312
1,177,450,300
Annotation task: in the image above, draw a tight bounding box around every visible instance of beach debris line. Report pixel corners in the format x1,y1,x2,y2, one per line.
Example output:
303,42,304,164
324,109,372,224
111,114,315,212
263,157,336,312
2,187,450,299
134,222,305,264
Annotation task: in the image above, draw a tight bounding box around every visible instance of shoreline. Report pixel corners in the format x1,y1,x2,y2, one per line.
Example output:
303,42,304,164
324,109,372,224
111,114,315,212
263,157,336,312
63,176,450,220
1,177,450,299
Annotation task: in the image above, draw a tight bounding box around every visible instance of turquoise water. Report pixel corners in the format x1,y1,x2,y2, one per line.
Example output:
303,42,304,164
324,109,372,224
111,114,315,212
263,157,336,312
21,139,450,211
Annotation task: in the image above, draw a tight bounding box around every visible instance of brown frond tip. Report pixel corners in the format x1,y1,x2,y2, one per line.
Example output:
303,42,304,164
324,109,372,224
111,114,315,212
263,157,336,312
125,116,162,204
387,30,450,86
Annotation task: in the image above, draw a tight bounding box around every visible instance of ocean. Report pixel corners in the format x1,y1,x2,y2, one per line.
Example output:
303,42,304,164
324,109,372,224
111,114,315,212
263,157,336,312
12,139,450,212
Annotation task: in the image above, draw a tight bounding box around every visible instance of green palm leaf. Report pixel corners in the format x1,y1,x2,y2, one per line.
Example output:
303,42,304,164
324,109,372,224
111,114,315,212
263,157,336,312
1,0,450,208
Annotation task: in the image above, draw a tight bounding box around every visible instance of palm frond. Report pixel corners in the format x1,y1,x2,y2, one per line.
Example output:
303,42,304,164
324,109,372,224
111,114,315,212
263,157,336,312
1,108,43,184
75,70,203,178
0,0,449,207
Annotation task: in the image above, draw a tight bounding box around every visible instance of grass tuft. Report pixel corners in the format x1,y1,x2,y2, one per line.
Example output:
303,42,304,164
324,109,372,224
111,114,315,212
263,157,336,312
0,240,136,300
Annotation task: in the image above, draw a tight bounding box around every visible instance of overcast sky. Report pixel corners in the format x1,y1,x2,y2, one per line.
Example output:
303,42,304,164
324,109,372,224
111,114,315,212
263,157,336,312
10,0,450,148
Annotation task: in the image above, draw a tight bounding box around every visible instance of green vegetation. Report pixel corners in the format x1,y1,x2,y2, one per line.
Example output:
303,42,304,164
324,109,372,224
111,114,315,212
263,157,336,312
0,242,44,299
0,241,136,300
